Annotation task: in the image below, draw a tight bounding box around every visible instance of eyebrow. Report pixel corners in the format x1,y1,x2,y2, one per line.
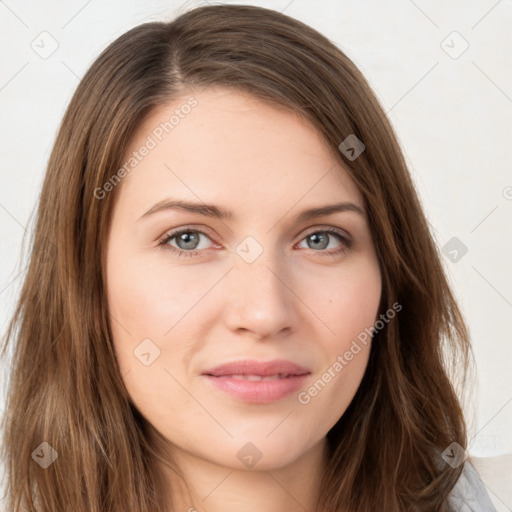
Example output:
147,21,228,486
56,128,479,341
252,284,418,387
138,198,365,222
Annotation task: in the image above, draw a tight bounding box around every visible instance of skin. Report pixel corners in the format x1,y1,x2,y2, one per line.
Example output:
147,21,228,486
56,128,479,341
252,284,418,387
106,87,382,512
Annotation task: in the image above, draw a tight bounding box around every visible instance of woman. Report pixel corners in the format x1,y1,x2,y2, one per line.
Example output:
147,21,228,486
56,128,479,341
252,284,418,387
0,4,496,511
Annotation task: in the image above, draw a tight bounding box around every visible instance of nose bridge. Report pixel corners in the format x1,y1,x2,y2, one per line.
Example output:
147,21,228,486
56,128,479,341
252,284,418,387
223,236,298,337
238,251,285,299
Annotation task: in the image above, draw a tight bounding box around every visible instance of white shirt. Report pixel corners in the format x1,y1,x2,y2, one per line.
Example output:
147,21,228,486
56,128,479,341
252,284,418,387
447,459,497,511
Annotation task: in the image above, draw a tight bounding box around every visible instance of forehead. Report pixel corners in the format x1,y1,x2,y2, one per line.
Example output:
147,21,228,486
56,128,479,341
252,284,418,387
115,87,363,214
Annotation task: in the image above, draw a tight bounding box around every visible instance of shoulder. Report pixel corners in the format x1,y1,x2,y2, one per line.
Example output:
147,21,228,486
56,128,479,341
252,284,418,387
446,457,497,511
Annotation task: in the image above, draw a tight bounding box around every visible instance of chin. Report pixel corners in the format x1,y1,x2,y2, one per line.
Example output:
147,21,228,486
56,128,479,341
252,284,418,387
201,432,319,471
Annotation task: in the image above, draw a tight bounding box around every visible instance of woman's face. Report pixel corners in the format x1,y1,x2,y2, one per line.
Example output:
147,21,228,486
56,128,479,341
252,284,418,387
106,87,381,471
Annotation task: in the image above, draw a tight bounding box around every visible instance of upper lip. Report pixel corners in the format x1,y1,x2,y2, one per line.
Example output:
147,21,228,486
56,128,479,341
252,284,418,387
202,359,310,377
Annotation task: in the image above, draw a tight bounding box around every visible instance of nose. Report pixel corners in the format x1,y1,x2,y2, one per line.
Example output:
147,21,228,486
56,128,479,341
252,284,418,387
222,250,300,340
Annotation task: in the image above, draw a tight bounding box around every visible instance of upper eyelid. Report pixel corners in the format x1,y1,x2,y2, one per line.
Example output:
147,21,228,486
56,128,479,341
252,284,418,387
160,225,218,244
301,225,351,239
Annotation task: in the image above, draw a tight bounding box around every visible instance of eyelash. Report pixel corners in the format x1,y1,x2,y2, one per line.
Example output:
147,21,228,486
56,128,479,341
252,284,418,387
157,226,353,258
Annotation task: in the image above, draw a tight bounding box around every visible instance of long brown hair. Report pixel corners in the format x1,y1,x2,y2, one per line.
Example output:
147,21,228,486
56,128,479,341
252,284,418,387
1,4,471,511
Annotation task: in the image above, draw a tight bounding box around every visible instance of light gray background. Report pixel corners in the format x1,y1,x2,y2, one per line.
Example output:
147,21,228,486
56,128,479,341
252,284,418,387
0,0,511,498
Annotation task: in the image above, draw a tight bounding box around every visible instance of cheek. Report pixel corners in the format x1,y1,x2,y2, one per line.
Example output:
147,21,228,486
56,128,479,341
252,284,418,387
106,249,220,398
294,256,380,421
106,247,173,380
107,250,210,344
298,343,371,437
308,255,382,350
105,253,192,418
108,257,174,332
297,278,380,421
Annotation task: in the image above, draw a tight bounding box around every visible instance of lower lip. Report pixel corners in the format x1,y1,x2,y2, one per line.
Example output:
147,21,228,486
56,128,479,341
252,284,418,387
204,374,309,403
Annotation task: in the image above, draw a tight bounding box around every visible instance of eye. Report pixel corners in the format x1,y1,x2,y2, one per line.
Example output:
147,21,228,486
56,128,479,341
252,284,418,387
158,228,216,257
296,227,352,255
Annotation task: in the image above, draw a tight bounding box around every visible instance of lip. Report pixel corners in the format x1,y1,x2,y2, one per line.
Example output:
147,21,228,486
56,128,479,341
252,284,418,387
203,359,310,377
202,359,310,404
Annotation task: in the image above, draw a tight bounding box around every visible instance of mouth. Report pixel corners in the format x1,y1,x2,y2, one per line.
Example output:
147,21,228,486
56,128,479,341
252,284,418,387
202,359,310,403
